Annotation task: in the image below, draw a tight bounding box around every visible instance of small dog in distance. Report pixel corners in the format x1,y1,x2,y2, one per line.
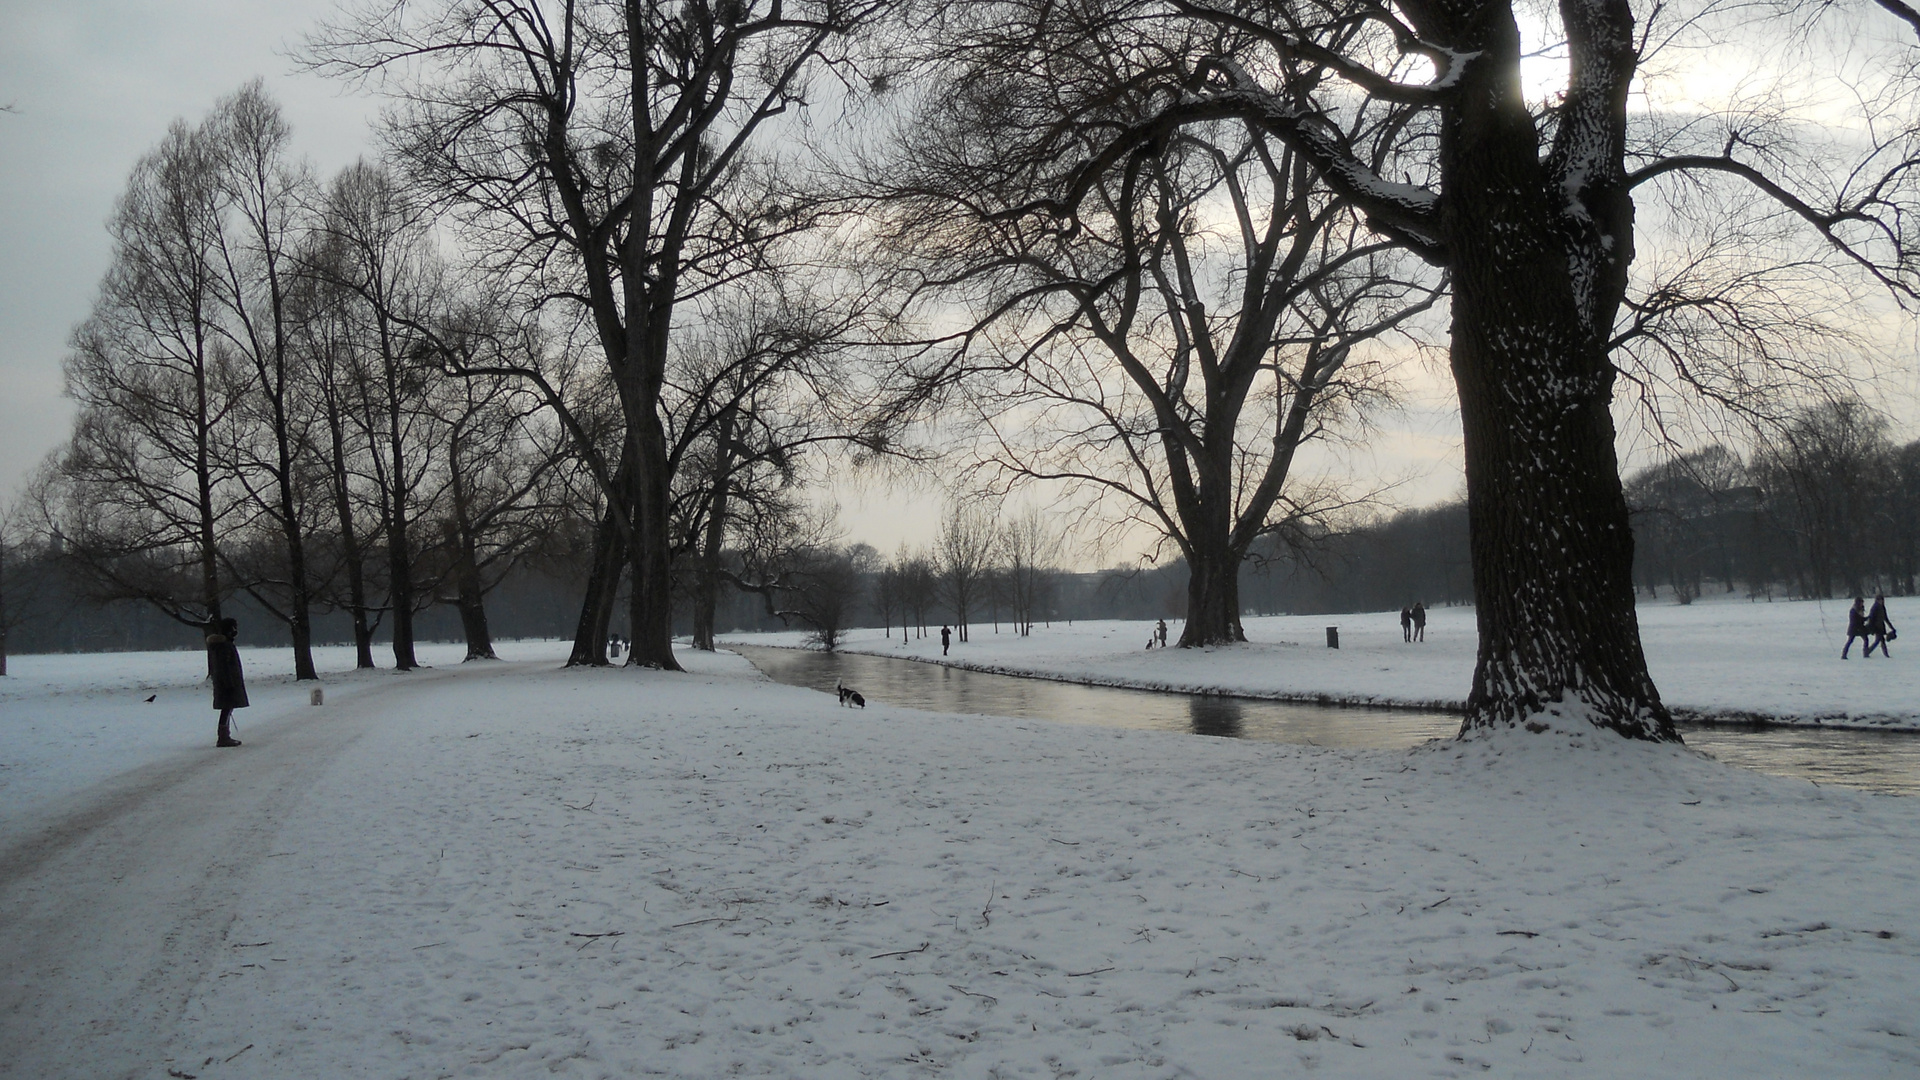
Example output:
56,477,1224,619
835,679,866,708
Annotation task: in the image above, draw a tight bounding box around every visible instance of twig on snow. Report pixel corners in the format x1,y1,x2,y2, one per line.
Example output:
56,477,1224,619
223,1045,254,1064
870,942,931,960
1066,967,1114,977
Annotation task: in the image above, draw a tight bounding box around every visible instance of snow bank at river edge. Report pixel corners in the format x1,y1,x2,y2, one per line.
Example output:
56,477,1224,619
728,593,1920,730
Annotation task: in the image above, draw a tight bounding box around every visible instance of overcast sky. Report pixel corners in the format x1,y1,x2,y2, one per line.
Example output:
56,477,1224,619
0,0,1469,565
0,1,378,500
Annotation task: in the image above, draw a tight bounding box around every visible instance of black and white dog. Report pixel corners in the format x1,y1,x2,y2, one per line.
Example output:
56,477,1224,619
835,679,866,708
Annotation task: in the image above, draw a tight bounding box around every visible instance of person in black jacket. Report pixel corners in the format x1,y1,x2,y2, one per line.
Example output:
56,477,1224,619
1866,594,1896,658
207,617,249,747
1842,596,1871,659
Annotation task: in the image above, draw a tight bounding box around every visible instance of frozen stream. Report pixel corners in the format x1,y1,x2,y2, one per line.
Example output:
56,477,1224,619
732,644,1920,796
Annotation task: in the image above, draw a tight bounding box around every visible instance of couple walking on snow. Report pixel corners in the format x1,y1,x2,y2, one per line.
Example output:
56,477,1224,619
1399,602,1427,643
1843,595,1898,659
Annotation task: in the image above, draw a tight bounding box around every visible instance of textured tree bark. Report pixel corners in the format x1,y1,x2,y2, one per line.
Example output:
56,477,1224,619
1178,533,1247,647
1434,0,1674,740
625,412,681,669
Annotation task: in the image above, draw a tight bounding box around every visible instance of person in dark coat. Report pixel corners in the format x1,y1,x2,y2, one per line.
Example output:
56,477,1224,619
1411,601,1427,642
940,625,952,655
1842,596,1870,659
206,617,248,747
1399,606,1413,642
1866,594,1896,658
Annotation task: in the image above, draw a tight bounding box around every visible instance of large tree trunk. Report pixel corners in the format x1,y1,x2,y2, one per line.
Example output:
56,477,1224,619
1441,0,1674,741
455,583,495,661
448,487,496,663
625,420,681,670
277,476,317,680
691,407,736,652
568,500,627,667
1179,542,1247,648
382,332,418,672
323,390,376,669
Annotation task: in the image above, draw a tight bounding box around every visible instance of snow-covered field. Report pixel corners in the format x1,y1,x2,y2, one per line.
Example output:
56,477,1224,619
1,623,1918,1078
729,593,1920,730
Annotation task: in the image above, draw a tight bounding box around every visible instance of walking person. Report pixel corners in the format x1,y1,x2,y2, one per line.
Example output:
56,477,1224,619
1400,606,1413,642
1866,594,1897,657
1411,601,1427,643
1155,619,1168,648
206,617,249,748
1842,596,1871,659
940,625,951,656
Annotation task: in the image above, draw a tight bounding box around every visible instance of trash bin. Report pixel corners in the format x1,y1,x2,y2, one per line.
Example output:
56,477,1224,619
1326,626,1339,649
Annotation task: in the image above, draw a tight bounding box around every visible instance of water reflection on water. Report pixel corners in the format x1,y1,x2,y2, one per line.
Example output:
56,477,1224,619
732,644,1920,797
735,645,1458,749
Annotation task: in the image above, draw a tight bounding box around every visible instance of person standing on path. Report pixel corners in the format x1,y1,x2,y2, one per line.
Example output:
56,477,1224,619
941,625,951,656
1843,596,1871,659
206,617,249,747
1867,594,1896,657
1155,619,1168,648
1411,602,1427,642
1400,606,1413,642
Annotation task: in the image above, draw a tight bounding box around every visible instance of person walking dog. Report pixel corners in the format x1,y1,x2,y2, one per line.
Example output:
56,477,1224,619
206,617,249,747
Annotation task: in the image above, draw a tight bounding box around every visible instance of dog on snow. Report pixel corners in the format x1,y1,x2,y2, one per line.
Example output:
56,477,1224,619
835,679,866,708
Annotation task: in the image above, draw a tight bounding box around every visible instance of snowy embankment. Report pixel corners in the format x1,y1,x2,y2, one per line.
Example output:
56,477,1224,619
729,593,1920,730
2,648,1917,1078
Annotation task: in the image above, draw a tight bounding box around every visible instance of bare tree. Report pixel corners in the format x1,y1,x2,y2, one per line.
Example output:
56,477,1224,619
984,0,1920,739
51,118,244,638
290,269,385,667
936,499,997,642
422,346,575,661
1756,399,1894,599
885,7,1435,647
1001,505,1062,637
308,0,900,671
308,162,445,670
206,82,323,680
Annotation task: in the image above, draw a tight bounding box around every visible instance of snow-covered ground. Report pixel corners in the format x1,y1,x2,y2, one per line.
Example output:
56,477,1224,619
728,593,1920,730
1,633,1917,1078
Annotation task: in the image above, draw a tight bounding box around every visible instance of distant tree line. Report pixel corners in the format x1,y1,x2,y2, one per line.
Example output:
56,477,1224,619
9,393,1920,663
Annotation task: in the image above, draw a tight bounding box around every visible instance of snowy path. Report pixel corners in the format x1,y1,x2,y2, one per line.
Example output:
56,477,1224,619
2,651,1917,1078
0,663,513,1079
